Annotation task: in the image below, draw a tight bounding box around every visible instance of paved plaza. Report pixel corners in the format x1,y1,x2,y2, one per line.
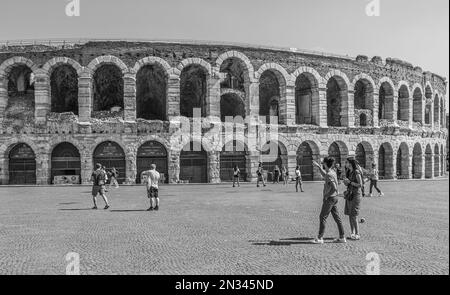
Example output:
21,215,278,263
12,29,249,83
0,179,448,275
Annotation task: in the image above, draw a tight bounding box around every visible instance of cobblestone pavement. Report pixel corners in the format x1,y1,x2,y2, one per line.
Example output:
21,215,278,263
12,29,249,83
0,180,448,275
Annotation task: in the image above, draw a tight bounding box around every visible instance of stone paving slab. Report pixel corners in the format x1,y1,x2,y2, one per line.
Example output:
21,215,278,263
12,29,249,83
0,180,448,275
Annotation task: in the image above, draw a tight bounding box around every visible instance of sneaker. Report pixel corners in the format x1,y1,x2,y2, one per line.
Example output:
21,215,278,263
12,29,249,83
104,205,110,210
311,238,324,244
332,237,347,243
349,233,356,240
147,207,154,211
379,192,384,197
154,206,159,211
92,206,98,210
368,194,373,197
354,235,361,240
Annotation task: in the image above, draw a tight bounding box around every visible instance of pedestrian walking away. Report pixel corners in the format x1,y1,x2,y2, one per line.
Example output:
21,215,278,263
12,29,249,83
369,163,384,197
295,166,304,192
311,157,346,244
233,165,240,187
282,166,289,186
91,163,110,210
256,162,266,188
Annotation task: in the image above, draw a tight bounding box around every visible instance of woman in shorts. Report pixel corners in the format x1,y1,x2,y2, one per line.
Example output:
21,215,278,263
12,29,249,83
282,166,289,186
273,165,280,184
256,162,266,187
343,157,363,240
295,165,304,192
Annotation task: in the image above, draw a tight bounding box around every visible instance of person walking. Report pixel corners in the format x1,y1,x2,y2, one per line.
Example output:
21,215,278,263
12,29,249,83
91,163,110,210
335,163,343,185
233,165,240,188
273,165,280,184
142,164,161,211
282,166,289,186
343,157,363,240
311,157,346,244
295,165,304,192
369,163,384,197
256,162,266,188
108,167,119,189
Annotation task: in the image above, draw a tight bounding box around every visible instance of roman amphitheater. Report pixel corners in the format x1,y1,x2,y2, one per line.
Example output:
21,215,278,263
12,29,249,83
0,40,447,185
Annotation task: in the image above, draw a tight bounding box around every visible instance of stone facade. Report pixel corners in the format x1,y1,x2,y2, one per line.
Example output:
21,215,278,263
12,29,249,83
0,41,447,185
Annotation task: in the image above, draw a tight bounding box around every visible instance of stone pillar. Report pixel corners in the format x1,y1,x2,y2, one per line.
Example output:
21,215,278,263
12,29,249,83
207,74,221,119
420,155,426,179
318,88,328,128
388,151,397,180
34,71,50,125
81,153,93,185
168,150,180,184
123,73,136,122
0,154,7,185
126,154,137,184
284,85,295,126
373,89,380,127
208,151,221,183
167,74,181,120
248,81,259,119
392,94,399,125
36,152,50,185
343,90,355,127
0,76,7,121
246,152,260,183
408,98,413,129
78,70,92,124
287,152,297,180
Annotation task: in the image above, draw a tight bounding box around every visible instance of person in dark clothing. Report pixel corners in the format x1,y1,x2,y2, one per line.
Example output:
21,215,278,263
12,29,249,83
91,163,110,210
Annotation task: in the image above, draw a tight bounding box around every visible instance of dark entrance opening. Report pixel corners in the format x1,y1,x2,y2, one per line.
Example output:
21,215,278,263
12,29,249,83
136,141,168,184
51,142,81,184
9,143,36,185
180,142,208,183
297,142,314,181
93,141,126,184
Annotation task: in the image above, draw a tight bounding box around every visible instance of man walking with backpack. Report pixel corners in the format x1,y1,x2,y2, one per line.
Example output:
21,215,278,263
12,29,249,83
91,163,110,210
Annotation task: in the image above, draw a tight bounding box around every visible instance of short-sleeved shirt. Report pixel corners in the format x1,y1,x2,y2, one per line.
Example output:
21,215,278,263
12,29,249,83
371,168,379,181
91,170,106,186
323,170,339,200
144,170,160,190
295,169,302,178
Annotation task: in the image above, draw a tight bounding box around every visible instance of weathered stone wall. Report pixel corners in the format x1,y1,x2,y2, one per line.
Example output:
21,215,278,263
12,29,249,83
0,41,447,185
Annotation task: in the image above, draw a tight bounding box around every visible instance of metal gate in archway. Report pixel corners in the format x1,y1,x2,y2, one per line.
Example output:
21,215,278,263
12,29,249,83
51,142,81,184
9,143,36,185
297,143,314,181
180,143,208,183
136,141,168,184
93,141,126,184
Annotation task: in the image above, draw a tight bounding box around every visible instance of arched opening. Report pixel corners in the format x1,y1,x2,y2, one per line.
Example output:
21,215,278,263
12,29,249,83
261,141,286,182
180,65,208,118
220,57,247,92
220,93,245,122
379,82,394,120
441,98,445,128
434,95,440,126
434,144,440,177
8,143,36,185
180,141,208,183
413,88,423,123
136,64,167,121
136,141,168,184
378,143,394,179
259,70,281,124
51,142,81,184
297,142,320,181
396,143,409,179
220,140,247,182
92,65,124,117
412,143,423,179
326,76,347,127
425,144,433,179
354,79,373,110
93,141,126,184
398,85,410,122
328,141,348,168
5,65,35,123
50,65,79,115
359,113,368,127
295,73,319,125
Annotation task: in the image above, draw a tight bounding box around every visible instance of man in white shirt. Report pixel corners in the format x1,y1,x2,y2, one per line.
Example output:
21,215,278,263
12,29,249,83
143,164,161,211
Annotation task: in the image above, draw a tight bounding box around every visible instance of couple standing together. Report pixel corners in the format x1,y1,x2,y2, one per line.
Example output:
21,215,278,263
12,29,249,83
311,156,363,244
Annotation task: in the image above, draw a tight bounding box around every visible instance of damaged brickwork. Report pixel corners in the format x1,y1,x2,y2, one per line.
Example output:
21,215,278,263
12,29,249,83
0,41,447,185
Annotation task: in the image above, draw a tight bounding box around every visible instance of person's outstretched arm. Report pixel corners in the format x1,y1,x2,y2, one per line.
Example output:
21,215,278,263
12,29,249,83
312,160,326,178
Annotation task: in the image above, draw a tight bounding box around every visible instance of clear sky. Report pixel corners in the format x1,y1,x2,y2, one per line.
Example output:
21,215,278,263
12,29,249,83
0,0,448,109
